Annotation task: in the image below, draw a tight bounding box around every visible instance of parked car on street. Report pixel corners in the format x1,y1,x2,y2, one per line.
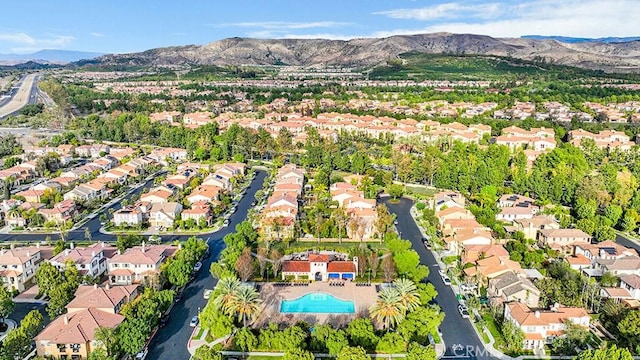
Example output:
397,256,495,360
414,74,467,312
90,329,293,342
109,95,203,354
193,261,202,272
189,315,199,327
458,304,470,319
204,289,213,299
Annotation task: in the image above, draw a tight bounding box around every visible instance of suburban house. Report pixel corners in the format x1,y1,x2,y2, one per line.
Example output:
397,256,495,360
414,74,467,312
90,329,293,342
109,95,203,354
66,284,139,314
499,194,536,208
504,302,590,350
49,242,117,278
487,271,541,307
148,202,182,229
463,254,522,283
496,206,537,222
537,228,591,250
140,188,174,204
462,244,510,265
186,185,221,204
181,202,212,226
38,199,77,224
431,190,465,211
619,274,640,300
511,215,560,241
35,308,125,359
281,251,358,281
444,228,493,255
436,206,475,226
593,256,640,277
107,243,179,288
0,244,54,292
573,241,638,263
149,147,187,164
16,189,45,203
113,206,144,227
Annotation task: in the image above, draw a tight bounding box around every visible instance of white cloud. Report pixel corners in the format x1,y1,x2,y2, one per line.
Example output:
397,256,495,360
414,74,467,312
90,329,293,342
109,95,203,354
0,31,75,53
91,32,104,38
369,0,640,38
374,2,503,21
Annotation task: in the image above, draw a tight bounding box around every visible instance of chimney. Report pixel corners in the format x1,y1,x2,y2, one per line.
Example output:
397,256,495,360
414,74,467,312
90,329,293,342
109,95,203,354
63,315,69,325
552,302,560,312
10,243,14,250
65,249,70,256
70,242,75,249
36,242,40,248
93,284,98,289
534,310,540,318
117,249,122,255
106,283,111,290
141,241,146,253
92,251,96,257
26,251,30,257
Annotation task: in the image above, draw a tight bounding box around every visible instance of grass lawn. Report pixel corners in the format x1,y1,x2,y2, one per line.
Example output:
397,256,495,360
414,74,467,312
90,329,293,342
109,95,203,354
193,327,205,341
474,323,490,344
405,185,438,197
247,356,284,360
481,313,506,350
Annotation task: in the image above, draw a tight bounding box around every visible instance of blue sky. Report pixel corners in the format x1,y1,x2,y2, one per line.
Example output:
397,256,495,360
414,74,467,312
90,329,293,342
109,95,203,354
0,0,638,54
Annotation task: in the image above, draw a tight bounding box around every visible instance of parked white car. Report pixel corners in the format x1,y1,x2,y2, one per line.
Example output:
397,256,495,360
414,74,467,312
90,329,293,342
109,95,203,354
204,289,213,299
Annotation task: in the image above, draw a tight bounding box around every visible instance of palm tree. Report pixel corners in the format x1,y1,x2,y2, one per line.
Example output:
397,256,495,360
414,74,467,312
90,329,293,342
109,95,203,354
227,285,262,327
213,276,242,314
369,287,406,330
393,278,421,312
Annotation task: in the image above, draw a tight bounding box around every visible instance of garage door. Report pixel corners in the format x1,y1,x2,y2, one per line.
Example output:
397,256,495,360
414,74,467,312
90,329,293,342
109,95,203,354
328,273,340,279
342,273,354,280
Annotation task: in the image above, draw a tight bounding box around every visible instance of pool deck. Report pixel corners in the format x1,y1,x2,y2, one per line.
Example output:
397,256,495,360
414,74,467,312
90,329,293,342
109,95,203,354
256,281,378,327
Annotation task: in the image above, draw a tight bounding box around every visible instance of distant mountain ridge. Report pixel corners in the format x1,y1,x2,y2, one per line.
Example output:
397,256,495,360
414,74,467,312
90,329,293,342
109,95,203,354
0,49,104,65
81,33,640,73
522,35,640,44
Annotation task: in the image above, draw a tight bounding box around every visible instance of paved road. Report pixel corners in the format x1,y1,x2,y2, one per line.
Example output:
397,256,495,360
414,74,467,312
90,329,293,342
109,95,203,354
147,170,266,360
616,233,640,256
383,197,491,359
0,73,38,119
9,302,51,330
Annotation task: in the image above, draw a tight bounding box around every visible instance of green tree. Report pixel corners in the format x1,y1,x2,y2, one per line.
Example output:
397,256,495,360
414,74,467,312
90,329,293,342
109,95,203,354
406,342,436,360
0,285,15,325
194,345,223,360
337,346,370,360
346,318,378,351
376,332,407,353
226,285,261,326
94,326,120,358
35,261,63,296
213,276,242,313
369,287,406,330
574,344,633,360
387,184,405,200
233,327,258,351
118,317,150,355
502,320,525,352
618,310,640,350
282,348,315,360
621,209,638,232
199,305,233,337
393,278,421,312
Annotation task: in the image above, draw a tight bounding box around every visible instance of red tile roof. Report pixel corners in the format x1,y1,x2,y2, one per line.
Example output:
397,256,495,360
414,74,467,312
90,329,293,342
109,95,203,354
282,261,310,273
327,262,356,273
309,254,330,262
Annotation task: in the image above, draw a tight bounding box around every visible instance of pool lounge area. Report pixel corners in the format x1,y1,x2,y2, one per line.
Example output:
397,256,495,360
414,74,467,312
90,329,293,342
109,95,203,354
280,292,355,314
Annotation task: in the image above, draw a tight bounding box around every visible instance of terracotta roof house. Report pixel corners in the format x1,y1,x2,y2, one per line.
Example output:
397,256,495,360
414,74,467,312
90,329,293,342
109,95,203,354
462,244,509,265
436,206,475,226
140,188,173,204
0,244,54,292
182,202,212,226
463,254,522,281
574,240,638,263
186,185,221,204
488,271,540,307
66,284,139,314
113,206,143,227
444,228,493,254
49,242,117,278
565,254,593,270
504,302,590,350
38,199,77,224
107,243,179,288
431,190,465,211
496,205,537,222
281,251,357,281
36,308,125,359
149,202,182,229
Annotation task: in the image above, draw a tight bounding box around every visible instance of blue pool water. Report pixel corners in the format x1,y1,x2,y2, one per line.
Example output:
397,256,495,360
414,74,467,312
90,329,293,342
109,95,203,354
280,292,355,314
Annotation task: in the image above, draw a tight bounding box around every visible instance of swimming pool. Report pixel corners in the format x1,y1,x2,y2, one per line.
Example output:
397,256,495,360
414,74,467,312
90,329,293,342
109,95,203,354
280,292,355,314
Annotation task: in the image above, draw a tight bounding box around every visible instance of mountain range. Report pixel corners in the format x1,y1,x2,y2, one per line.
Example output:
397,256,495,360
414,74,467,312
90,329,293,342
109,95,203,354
0,50,104,65
522,35,640,44
80,33,640,73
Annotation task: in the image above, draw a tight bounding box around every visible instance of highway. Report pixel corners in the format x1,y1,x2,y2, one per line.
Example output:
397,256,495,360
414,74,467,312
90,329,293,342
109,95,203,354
383,197,491,359
0,73,39,119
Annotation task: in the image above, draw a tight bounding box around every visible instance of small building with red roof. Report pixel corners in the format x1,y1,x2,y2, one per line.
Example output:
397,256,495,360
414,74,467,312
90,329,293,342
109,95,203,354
281,251,358,282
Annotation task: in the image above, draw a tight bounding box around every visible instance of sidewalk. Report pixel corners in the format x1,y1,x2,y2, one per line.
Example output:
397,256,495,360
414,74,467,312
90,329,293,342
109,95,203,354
187,326,232,356
0,319,17,342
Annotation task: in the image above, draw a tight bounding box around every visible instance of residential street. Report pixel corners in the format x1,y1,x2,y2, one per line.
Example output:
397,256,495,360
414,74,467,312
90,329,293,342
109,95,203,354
383,197,491,359
146,169,266,360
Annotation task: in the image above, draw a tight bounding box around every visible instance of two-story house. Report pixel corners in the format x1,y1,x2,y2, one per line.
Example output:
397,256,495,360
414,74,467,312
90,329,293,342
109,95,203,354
504,302,590,350
49,242,117,278
0,244,54,292
107,243,179,288
487,271,540,307
537,228,591,250
619,274,640,300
